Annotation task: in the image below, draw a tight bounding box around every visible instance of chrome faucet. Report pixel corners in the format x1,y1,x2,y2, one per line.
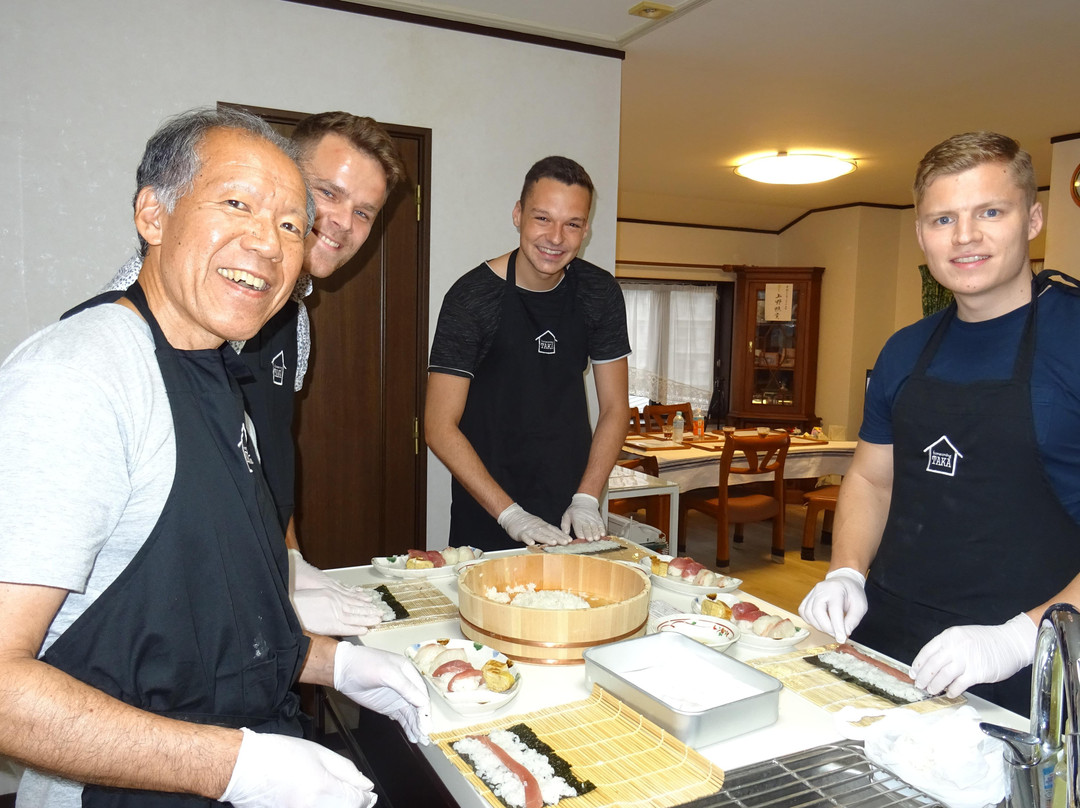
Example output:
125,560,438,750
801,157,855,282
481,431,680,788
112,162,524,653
1031,603,1080,806
983,603,1080,808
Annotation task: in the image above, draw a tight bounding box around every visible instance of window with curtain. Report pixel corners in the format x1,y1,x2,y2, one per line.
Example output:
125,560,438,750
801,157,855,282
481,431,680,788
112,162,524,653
620,281,716,414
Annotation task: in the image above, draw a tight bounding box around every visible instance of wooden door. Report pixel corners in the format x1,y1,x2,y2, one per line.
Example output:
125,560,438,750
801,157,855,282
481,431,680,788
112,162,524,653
223,103,431,569
296,127,430,570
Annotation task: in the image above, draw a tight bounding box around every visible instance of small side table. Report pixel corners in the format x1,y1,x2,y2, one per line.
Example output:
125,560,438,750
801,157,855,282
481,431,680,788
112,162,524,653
602,466,680,555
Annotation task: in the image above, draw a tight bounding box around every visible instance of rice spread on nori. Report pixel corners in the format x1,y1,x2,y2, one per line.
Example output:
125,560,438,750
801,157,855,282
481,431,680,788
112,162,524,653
809,651,929,705
453,722,594,808
372,584,408,621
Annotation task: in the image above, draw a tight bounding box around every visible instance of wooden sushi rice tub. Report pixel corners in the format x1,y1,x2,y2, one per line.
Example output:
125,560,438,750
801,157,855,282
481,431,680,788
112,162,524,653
457,554,651,664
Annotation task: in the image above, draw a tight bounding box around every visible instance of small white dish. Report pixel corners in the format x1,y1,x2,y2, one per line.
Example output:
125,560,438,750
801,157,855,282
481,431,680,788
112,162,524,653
371,548,483,580
640,556,741,595
404,638,521,717
654,613,739,653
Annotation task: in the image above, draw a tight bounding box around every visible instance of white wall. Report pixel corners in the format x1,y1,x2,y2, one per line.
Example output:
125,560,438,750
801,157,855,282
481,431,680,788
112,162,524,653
615,221,778,271
1,0,622,547
777,208,861,433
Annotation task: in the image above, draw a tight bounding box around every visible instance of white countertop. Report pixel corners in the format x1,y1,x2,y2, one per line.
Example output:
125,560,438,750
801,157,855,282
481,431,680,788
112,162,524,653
330,550,1027,807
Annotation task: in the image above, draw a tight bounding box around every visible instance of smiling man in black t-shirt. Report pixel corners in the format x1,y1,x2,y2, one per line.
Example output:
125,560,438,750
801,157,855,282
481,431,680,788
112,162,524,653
426,156,630,551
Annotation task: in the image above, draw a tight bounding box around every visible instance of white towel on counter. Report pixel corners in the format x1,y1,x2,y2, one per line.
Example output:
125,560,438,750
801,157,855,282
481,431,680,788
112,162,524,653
834,705,1007,808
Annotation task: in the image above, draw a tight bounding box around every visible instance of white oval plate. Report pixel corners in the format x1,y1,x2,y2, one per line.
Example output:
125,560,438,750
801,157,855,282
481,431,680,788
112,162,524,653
735,627,810,652
371,548,483,580
654,613,739,652
639,556,741,595
691,594,810,651
404,638,521,717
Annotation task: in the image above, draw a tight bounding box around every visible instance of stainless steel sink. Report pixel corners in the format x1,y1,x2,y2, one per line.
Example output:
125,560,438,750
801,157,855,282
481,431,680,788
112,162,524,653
674,742,945,807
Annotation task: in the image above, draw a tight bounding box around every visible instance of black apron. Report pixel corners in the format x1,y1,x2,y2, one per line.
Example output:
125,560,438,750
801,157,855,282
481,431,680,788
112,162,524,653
449,251,592,551
237,299,300,531
44,283,308,807
852,273,1080,714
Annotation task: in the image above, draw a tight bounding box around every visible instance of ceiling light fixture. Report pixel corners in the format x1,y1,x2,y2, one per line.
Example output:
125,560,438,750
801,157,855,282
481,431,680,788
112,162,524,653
628,2,675,20
734,152,857,184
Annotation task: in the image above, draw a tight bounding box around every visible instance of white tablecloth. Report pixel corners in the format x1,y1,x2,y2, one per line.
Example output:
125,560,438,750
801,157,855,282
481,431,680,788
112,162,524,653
623,440,857,492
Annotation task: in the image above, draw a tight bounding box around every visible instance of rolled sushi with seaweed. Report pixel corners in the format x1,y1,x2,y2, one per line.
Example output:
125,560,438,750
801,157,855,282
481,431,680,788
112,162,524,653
453,722,594,808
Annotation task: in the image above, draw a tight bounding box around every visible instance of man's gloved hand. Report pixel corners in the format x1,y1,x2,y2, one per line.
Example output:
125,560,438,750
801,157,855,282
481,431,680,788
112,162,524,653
798,567,868,643
291,589,384,637
497,503,570,546
560,493,606,541
290,549,374,596
219,727,375,808
911,613,1036,699
334,642,431,745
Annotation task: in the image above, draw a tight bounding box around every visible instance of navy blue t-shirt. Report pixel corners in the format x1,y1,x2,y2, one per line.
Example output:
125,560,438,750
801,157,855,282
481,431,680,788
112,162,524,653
861,281,1080,523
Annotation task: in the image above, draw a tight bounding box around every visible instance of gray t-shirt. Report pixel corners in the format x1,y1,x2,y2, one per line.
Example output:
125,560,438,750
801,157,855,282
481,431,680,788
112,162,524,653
0,303,175,807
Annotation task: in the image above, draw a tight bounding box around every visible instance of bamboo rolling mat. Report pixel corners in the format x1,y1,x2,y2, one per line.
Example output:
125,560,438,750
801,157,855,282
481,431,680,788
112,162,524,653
746,645,964,719
433,684,724,808
362,580,458,631
527,536,657,564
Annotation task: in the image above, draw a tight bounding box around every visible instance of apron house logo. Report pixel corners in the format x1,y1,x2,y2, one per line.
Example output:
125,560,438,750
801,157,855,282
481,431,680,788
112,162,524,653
923,435,963,477
271,350,287,386
535,330,557,355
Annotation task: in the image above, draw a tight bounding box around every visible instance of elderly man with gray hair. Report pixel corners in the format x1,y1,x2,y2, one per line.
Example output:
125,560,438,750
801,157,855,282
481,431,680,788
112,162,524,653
0,107,428,808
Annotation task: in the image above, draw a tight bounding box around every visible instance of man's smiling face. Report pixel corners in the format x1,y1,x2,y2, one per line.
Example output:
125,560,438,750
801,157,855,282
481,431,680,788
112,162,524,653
137,127,309,349
511,177,591,291
302,133,389,279
916,160,1043,321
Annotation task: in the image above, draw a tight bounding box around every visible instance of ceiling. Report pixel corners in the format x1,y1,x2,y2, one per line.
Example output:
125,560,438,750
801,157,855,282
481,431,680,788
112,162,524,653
339,0,1080,232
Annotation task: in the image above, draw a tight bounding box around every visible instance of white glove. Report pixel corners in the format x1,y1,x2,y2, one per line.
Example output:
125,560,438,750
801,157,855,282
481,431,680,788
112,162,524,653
219,727,375,808
560,493,606,541
911,613,1036,699
334,642,431,745
291,588,385,637
497,503,570,546
290,549,373,596
798,567,868,643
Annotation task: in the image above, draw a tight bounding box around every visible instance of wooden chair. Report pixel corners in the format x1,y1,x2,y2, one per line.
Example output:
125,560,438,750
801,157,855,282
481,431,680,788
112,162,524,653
679,431,790,568
608,456,667,533
801,484,840,560
642,403,691,433
627,406,645,436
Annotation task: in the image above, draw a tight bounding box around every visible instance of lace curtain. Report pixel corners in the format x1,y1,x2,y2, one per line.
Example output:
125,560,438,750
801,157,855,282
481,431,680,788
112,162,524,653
620,281,716,413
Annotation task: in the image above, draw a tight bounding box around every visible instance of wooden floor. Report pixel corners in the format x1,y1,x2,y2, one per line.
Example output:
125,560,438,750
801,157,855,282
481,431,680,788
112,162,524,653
675,504,834,614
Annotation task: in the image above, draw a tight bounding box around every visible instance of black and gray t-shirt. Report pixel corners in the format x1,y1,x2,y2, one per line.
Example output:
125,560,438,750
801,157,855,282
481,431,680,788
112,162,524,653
429,257,631,377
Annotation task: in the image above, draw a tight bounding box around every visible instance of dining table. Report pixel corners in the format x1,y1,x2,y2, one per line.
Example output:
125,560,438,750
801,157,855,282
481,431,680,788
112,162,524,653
326,545,1026,808
621,432,858,493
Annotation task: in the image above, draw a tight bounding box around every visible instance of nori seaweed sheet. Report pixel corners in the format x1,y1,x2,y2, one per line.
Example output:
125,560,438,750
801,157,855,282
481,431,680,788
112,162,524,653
806,654,927,706
454,722,596,808
505,723,595,797
372,584,409,620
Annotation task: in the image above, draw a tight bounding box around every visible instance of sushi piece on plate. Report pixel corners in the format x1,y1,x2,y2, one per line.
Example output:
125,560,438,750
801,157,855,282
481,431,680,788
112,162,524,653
405,639,521,716
639,555,741,595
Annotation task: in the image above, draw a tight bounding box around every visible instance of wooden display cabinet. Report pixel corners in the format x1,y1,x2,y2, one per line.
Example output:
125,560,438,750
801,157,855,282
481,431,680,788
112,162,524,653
726,265,824,431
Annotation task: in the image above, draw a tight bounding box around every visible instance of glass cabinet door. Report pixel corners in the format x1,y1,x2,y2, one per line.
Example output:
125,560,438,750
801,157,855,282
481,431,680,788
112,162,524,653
750,282,799,408
726,265,822,430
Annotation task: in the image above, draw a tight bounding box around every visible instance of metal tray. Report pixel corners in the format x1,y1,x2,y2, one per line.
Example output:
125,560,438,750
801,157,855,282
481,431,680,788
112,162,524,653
674,742,944,807
583,631,781,747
